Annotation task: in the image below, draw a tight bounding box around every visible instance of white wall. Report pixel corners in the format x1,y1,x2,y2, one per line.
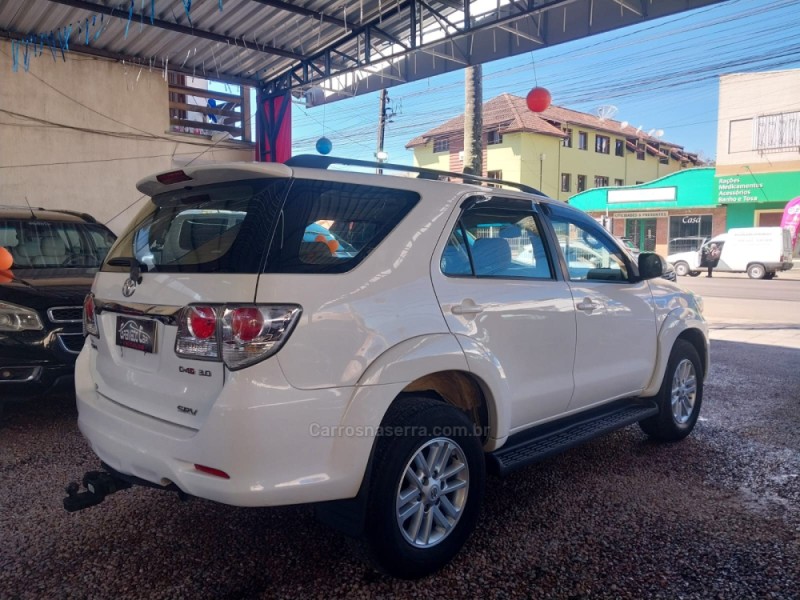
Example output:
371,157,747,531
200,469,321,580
0,40,254,233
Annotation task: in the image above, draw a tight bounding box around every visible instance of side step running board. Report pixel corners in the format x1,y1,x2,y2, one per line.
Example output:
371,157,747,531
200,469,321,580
488,399,658,476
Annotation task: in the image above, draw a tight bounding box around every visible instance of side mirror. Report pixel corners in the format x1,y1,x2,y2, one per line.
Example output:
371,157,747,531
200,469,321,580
637,252,668,280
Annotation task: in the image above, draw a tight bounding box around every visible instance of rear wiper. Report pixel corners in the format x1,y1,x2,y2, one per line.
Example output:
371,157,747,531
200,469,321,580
107,257,146,283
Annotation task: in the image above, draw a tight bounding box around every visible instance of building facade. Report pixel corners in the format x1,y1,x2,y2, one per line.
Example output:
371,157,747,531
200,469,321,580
0,40,254,233
406,93,698,201
570,69,800,257
716,70,800,234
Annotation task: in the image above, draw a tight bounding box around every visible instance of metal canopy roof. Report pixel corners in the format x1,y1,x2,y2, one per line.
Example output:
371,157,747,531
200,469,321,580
0,0,726,101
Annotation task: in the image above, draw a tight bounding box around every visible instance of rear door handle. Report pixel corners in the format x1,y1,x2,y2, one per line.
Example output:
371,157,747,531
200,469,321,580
452,299,484,315
576,298,602,313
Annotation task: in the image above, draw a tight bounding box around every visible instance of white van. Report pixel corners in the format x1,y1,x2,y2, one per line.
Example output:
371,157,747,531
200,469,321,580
668,227,794,279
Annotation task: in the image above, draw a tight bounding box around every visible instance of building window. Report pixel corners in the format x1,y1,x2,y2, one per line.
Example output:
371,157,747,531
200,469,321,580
578,131,588,150
614,178,624,186
433,137,449,153
577,175,587,192
595,135,610,154
615,139,625,157
755,111,800,151
636,142,646,160
487,170,502,187
659,148,669,164
561,173,571,193
487,129,502,145
668,215,714,252
594,176,609,188
562,128,573,148
635,181,644,185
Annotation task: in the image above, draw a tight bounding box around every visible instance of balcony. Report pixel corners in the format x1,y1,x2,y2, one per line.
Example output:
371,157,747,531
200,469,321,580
168,79,252,142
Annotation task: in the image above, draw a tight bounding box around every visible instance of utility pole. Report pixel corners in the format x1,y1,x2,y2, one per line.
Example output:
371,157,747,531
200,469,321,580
376,89,389,174
463,64,483,176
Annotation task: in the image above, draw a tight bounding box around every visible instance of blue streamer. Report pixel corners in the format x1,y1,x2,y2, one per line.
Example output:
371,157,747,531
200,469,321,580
62,24,72,52
44,33,55,62
24,37,32,71
11,40,18,72
150,0,155,24
124,0,134,39
94,15,103,42
182,0,193,27
219,0,223,11
85,18,90,45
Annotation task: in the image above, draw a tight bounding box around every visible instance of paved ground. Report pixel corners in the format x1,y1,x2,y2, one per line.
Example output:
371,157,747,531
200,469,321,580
678,267,800,349
1,275,798,599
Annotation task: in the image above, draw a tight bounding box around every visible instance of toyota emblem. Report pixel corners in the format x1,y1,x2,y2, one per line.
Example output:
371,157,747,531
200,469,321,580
122,278,137,297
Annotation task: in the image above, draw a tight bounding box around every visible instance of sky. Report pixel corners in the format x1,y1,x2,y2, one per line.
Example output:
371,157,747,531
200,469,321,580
290,0,800,165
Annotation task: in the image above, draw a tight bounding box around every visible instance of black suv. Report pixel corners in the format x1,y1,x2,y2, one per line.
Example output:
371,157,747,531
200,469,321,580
0,207,116,404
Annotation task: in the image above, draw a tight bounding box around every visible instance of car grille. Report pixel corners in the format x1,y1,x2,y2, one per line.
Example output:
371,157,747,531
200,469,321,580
47,306,83,323
57,333,85,354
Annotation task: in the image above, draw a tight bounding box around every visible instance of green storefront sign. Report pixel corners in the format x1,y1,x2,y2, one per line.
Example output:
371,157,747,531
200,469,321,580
715,171,800,204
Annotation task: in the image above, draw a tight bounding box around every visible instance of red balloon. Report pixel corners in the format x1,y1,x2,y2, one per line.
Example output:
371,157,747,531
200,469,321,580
0,247,12,271
526,87,551,112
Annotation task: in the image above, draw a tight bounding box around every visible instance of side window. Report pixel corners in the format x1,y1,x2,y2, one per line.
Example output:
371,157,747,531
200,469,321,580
549,211,629,282
441,199,553,280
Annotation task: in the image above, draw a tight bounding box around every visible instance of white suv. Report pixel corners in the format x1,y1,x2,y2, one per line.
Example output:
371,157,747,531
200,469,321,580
70,156,708,579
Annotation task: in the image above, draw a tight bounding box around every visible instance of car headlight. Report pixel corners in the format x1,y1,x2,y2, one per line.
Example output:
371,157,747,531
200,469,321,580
0,301,44,332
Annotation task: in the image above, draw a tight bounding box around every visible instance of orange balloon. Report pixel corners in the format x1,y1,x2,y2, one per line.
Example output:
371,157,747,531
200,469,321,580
314,234,327,243
326,239,339,253
0,247,12,271
0,270,13,285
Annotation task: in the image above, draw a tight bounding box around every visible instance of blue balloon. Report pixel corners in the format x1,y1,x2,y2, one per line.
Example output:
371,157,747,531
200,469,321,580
316,136,332,155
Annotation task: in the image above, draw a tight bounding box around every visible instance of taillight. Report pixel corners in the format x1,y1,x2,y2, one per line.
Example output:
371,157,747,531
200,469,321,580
155,170,192,185
221,305,301,370
230,307,264,342
175,304,301,369
83,294,98,337
188,306,216,339
175,305,220,360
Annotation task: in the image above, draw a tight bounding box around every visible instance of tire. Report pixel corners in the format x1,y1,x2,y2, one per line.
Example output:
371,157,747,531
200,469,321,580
673,261,690,277
639,339,703,442
688,271,701,277
360,397,485,579
747,263,766,279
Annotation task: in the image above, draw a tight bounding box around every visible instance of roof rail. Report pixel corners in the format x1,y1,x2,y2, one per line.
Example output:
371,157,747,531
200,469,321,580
46,209,98,224
285,154,546,196
0,205,97,223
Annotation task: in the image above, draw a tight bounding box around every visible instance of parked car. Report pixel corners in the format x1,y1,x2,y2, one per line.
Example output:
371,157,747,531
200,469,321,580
0,207,116,405
67,157,708,579
668,227,794,278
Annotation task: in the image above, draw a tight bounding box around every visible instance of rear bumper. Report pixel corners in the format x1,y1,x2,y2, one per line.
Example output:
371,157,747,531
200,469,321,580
74,349,369,507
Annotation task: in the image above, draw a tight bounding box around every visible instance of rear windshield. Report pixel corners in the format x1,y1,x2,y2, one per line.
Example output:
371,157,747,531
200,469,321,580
0,219,116,268
104,178,419,274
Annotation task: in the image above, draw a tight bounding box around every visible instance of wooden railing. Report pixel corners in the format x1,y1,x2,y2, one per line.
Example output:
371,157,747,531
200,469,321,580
168,83,251,141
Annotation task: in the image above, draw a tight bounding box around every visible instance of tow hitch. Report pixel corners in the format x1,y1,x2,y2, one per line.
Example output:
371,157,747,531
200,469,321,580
63,470,132,512
64,464,190,512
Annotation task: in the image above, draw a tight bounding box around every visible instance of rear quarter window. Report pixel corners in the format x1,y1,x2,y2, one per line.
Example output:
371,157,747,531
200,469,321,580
264,179,419,274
